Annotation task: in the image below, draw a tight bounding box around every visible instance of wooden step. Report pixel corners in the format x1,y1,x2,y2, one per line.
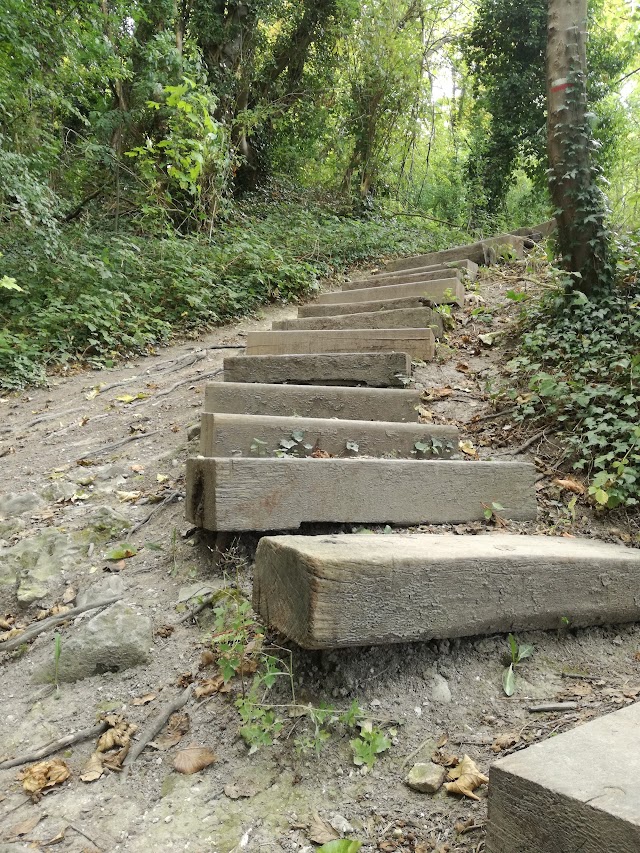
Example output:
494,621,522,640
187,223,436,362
200,413,458,459
223,353,411,387
297,294,434,319
252,533,640,648
487,701,640,853
204,382,422,422
342,267,460,291
244,328,435,361
271,306,443,338
364,258,479,284
315,278,464,307
185,458,537,532
385,234,525,272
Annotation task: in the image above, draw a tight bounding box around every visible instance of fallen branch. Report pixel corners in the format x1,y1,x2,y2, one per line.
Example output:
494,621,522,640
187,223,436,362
128,490,183,535
122,686,192,776
0,722,108,770
472,406,517,424
179,592,215,624
527,702,578,713
0,596,121,653
78,430,160,461
151,369,223,404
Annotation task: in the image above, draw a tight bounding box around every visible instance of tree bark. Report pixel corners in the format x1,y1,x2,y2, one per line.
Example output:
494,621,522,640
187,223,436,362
546,0,612,294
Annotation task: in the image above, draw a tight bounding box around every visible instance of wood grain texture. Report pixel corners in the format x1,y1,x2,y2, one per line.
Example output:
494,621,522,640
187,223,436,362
253,533,640,648
244,328,435,360
204,381,422,422
385,235,525,272
315,278,464,307
199,412,458,458
185,457,537,531
222,352,411,387
271,306,443,338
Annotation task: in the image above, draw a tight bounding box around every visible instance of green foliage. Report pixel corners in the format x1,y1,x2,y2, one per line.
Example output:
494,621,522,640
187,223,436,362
502,634,534,697
350,721,391,768
317,841,362,853
506,255,640,508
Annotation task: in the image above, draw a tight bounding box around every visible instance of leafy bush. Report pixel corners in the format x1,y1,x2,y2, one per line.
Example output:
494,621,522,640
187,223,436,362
505,255,640,508
0,192,466,389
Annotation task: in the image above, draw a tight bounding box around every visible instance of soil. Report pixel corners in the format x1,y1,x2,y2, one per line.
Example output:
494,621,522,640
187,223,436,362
1,259,639,853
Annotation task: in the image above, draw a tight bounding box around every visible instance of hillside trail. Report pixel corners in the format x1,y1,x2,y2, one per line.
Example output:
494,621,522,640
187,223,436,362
0,262,638,853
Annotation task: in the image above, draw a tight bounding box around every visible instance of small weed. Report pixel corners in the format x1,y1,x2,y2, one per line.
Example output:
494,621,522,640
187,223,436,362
502,633,534,696
350,720,392,768
250,438,268,457
483,501,505,523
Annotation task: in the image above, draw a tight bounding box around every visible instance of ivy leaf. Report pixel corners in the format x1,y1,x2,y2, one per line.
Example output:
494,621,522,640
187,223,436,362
317,842,362,853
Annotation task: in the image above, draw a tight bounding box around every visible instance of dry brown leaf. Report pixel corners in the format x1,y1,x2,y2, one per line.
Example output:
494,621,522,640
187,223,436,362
61,586,77,604
102,743,130,770
80,751,105,783
454,817,475,834
311,449,332,458
634,651,640,662
436,732,449,749
173,745,216,775
153,712,190,750
200,650,216,668
239,657,258,675
130,464,144,473
21,758,70,799
0,616,14,631
491,733,520,754
7,813,42,838
455,361,469,373
424,387,454,401
444,754,488,801
458,439,478,458
307,811,339,845
155,624,174,638
194,675,230,698
176,671,195,687
0,627,25,643
42,830,65,845
432,750,459,767
553,477,585,494
96,715,136,752
132,693,156,706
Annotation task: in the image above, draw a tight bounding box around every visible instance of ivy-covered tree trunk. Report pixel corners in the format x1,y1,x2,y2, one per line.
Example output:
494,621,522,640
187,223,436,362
546,0,613,294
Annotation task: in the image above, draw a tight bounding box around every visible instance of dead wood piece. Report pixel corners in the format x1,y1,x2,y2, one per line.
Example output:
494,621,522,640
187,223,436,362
79,430,160,461
472,406,517,423
122,686,192,774
128,490,183,535
150,369,223,404
527,702,579,713
0,596,122,653
0,722,108,770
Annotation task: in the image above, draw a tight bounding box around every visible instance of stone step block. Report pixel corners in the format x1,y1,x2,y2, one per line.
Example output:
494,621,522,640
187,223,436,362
222,353,411,387
297,294,433,319
252,533,640,648
315,278,464,307
185,458,537,532
385,234,525,272
271,306,443,338
200,413,458,459
204,382,422,422
486,701,640,853
342,267,460,291
365,258,479,284
244,328,435,361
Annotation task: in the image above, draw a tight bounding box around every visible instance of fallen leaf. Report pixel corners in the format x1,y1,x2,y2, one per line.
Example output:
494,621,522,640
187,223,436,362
97,715,137,752
42,830,65,845
200,650,216,668
116,394,136,404
80,751,105,783
455,361,470,373
224,779,258,800
153,712,190,749
131,464,144,473
553,478,585,495
173,745,216,775
634,651,640,662
21,758,70,799
177,671,195,687
105,543,137,561
132,693,156,706
194,675,229,698
7,813,42,838
308,811,340,845
0,616,14,631
61,586,76,605
311,449,332,459
432,750,459,767
156,473,169,483
155,624,175,638
0,627,25,643
424,386,454,401
491,733,520,753
478,333,496,346
458,439,478,458
116,490,142,503
444,754,488,801
436,732,449,749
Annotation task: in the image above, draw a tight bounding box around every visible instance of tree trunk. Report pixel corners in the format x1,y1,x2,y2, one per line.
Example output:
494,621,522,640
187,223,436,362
546,0,613,294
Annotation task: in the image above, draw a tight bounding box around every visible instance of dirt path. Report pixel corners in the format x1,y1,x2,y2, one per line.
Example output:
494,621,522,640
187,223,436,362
1,266,638,853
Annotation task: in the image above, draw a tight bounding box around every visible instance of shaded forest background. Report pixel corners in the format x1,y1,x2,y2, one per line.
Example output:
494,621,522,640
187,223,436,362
1,0,639,388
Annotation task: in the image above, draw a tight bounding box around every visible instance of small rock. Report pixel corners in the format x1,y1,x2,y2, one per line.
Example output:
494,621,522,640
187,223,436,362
87,506,131,537
34,602,153,683
187,424,201,442
329,814,354,835
405,762,446,794
76,575,125,608
41,480,77,502
0,492,45,517
429,672,452,704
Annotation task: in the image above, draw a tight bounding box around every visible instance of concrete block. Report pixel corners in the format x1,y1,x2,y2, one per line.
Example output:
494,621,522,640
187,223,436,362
297,295,435,319
252,534,640,648
244,328,435,361
486,701,640,853
369,258,479,282
223,353,411,387
315,278,464,307
342,267,460,291
199,412,458,459
204,382,422,422
271,307,443,338
385,234,525,272
185,458,537,532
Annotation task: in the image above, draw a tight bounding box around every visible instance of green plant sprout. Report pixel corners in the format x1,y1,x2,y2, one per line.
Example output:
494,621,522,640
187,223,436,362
502,634,534,696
